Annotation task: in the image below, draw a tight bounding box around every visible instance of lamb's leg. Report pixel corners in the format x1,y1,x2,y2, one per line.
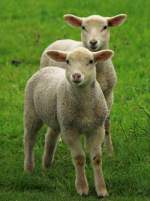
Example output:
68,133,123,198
62,131,89,196
24,109,43,172
105,116,113,155
104,91,114,155
42,128,60,169
86,126,108,197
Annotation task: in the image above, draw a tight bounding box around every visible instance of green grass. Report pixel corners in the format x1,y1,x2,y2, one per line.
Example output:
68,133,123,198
0,0,150,200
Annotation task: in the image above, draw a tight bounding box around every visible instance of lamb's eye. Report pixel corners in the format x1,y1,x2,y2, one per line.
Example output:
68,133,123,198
66,60,69,64
82,26,86,30
89,60,94,64
103,25,108,30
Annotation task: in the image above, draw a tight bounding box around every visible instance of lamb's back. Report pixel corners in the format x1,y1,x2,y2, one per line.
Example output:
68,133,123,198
40,39,83,68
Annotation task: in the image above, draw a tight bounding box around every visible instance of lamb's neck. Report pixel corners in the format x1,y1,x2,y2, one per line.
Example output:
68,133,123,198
96,41,111,72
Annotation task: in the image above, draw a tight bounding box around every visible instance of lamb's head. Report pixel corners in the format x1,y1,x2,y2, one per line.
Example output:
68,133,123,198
64,14,127,51
46,47,114,87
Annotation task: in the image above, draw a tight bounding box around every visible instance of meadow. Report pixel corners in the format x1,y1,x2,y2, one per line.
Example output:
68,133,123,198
0,0,150,200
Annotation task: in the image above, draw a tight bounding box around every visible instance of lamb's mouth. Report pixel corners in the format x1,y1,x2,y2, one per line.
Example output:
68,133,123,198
73,80,82,84
72,80,85,87
89,45,101,52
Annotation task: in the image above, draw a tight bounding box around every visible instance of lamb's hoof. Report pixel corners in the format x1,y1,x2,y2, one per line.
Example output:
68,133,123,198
42,160,53,171
76,186,89,196
97,188,109,198
76,181,89,196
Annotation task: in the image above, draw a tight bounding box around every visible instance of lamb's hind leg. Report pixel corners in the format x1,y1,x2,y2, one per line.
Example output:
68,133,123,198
24,108,43,172
104,91,114,156
105,116,113,155
42,128,60,169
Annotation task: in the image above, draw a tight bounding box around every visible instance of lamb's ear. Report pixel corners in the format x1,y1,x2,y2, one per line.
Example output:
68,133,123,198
94,50,114,62
64,14,82,27
107,14,127,26
46,50,67,62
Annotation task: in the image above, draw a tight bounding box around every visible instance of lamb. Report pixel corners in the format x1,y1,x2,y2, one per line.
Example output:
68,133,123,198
24,47,114,197
40,14,127,155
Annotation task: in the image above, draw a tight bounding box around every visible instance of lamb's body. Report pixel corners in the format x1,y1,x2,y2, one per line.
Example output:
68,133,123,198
25,67,107,135
24,48,114,197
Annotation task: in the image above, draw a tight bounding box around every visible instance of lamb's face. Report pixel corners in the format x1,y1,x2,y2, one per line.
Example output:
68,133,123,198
66,48,96,87
81,16,110,51
46,47,114,87
64,14,127,51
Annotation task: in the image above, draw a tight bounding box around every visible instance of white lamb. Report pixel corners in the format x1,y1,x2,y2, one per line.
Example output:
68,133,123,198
24,47,114,197
40,14,127,155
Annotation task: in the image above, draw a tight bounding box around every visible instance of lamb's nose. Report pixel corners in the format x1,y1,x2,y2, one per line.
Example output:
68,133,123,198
72,73,81,82
90,40,97,46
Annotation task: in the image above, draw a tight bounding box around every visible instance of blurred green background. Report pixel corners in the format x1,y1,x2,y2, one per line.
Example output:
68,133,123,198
0,0,149,200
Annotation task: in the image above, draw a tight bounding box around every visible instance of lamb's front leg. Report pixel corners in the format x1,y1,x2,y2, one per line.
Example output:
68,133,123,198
62,130,89,196
86,126,108,197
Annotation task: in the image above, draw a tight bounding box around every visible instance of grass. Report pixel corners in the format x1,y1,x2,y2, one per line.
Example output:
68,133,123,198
0,0,150,200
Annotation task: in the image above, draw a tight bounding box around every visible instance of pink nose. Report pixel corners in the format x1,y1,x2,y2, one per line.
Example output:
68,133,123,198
72,73,81,81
